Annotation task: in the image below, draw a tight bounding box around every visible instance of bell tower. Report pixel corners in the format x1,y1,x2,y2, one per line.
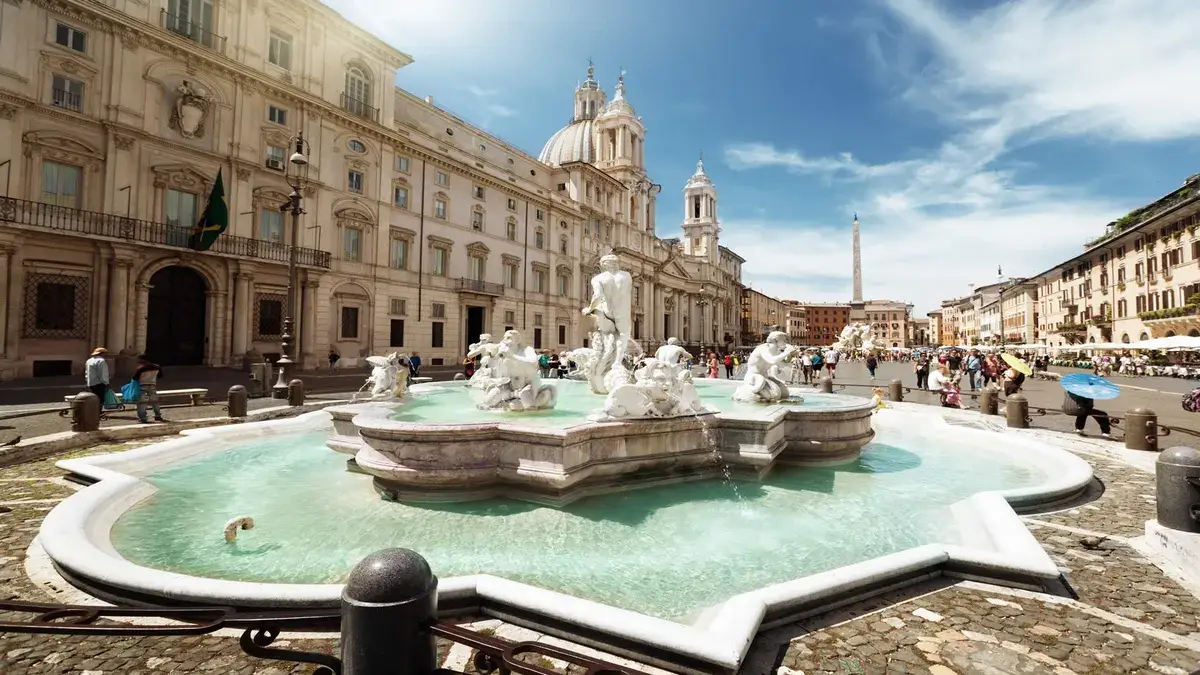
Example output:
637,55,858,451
681,155,719,264
572,63,606,122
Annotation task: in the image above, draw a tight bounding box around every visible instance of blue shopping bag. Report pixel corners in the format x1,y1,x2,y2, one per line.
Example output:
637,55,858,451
121,379,141,403
103,388,122,410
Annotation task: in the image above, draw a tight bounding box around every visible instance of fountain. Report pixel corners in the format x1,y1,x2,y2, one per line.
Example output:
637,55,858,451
31,251,1099,673
833,323,879,354
465,333,499,388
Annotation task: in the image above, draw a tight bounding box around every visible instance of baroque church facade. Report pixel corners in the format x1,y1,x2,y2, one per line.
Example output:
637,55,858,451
0,0,744,379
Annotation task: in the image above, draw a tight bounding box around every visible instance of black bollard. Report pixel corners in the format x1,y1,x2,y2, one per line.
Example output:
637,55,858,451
888,379,903,402
1124,408,1158,452
1156,446,1200,533
979,386,998,415
819,376,834,394
341,548,439,675
287,379,305,407
1005,393,1029,429
71,392,100,432
227,385,248,418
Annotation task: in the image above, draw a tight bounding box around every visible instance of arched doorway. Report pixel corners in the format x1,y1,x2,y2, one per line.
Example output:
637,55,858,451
146,266,207,365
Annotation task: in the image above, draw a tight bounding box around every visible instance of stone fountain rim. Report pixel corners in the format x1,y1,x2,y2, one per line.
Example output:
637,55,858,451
37,405,1094,673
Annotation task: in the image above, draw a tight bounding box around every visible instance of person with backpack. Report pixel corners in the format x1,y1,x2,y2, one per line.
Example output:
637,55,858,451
1063,390,1112,439
914,352,930,389
723,353,734,378
865,353,878,380
810,349,824,379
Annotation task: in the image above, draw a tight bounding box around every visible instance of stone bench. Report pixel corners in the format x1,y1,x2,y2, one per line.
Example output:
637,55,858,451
66,388,208,406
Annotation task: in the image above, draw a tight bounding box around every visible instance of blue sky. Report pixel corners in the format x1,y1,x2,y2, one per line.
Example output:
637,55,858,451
324,0,1200,314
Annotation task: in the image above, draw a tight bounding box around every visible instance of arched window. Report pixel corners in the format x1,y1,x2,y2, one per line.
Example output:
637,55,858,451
344,65,372,118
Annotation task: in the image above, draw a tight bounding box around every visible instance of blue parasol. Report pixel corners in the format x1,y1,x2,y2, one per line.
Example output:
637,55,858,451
1060,373,1121,400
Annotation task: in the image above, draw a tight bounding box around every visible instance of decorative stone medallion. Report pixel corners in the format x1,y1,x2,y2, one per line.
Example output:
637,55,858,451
169,80,211,140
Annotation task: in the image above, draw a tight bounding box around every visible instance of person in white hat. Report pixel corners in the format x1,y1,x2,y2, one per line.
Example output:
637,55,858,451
85,347,110,400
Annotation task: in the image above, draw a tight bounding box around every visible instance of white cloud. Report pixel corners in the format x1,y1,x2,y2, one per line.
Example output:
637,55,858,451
725,0,1200,315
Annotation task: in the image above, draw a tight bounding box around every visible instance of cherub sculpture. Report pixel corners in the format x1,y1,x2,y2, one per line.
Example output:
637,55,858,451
362,352,407,399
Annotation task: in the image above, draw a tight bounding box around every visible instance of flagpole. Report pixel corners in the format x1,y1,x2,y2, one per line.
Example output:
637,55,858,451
273,133,308,399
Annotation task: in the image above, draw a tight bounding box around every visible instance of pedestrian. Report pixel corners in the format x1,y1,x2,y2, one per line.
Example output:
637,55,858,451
914,351,930,390
1062,390,1112,439
723,353,734,378
1002,366,1025,396
823,347,840,379
966,350,982,391
133,354,166,424
708,352,720,379
801,349,814,384
328,348,340,374
85,347,110,401
866,353,878,379
409,351,422,380
548,352,561,379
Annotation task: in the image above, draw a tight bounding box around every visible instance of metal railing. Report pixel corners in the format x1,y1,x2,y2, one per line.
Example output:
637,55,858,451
0,196,331,269
161,10,227,53
51,88,82,112
341,93,379,123
455,278,505,295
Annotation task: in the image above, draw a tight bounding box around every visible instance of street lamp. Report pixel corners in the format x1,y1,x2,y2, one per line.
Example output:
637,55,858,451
272,132,309,399
695,284,712,356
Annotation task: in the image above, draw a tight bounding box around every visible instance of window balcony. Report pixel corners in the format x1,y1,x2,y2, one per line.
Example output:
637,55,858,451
341,93,379,123
454,278,504,296
0,196,330,269
161,10,226,54
51,88,82,113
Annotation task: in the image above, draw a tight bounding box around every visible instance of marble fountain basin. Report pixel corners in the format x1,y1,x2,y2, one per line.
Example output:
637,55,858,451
327,379,877,506
37,387,1095,674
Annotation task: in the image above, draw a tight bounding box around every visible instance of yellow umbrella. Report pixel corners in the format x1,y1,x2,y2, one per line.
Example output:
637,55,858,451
1001,352,1032,376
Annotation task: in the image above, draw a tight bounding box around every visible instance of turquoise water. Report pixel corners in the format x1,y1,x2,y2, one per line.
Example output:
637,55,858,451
387,378,860,428
110,426,1045,621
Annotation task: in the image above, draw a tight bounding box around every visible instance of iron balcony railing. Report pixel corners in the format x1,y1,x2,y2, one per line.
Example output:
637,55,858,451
0,196,331,269
341,93,379,123
161,9,227,54
454,278,505,295
52,88,82,112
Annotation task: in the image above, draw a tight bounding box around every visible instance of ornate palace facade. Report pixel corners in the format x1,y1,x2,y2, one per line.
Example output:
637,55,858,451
0,0,744,378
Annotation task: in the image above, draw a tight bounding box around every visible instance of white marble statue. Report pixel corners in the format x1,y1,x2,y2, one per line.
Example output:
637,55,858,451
466,333,501,389
733,331,801,403
833,323,878,354
654,337,693,367
358,352,408,400
604,358,706,419
478,330,557,411
564,347,595,379
581,253,635,395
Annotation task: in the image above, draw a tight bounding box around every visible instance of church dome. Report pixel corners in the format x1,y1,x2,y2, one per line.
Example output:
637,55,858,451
538,119,596,166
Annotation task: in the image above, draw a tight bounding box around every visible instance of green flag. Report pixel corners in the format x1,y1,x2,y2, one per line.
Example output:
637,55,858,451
187,170,229,251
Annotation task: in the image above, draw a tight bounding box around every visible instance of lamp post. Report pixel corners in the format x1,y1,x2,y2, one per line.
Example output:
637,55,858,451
695,284,712,357
272,133,309,399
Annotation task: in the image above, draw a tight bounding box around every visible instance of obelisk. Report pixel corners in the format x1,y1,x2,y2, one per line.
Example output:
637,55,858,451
849,213,866,322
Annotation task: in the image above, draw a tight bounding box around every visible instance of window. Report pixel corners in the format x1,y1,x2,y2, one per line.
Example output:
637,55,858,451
432,322,444,348
469,256,484,281
471,210,483,231
389,319,405,347
558,325,566,345
165,188,198,227
167,0,216,47
55,23,86,52
390,298,407,315
533,328,543,349
343,227,362,261
479,144,487,152
393,185,409,209
40,161,81,208
395,156,410,172
256,296,283,338
557,183,567,191
344,65,372,110
533,269,546,293
557,274,568,296
340,306,360,339
51,74,83,112
473,185,485,199
266,144,286,170
432,247,447,276
434,199,446,219
507,198,517,211
504,263,518,288
534,313,543,326
436,171,449,186
267,30,291,69
432,302,446,319
389,238,408,269
348,139,366,153
535,230,544,249
506,220,517,240
348,170,363,194
259,209,284,242
267,105,287,125
30,277,82,334
535,209,544,220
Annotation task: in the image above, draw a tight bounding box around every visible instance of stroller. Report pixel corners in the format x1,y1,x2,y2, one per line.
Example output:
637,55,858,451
940,381,963,408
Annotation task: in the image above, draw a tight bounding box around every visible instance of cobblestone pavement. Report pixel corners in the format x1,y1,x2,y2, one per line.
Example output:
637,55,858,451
4,426,1200,674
